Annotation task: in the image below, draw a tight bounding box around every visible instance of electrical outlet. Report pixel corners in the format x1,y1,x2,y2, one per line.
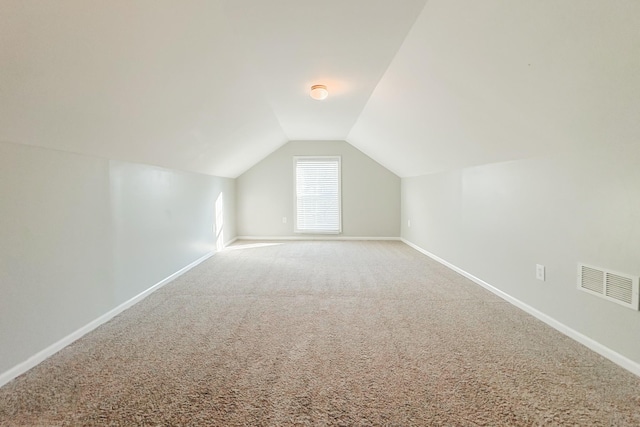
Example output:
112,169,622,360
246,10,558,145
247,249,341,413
407,219,411,228
536,264,545,281
282,217,287,224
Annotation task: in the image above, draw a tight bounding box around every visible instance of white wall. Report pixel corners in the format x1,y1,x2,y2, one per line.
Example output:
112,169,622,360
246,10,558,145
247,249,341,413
401,142,640,366
0,141,236,376
110,160,235,304
236,140,400,238
0,142,113,375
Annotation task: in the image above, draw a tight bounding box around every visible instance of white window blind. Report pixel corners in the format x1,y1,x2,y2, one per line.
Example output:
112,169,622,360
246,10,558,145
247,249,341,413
294,156,341,234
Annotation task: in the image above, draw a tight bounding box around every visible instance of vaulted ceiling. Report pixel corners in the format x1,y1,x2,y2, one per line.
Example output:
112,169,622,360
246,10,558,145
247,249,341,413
1,1,638,178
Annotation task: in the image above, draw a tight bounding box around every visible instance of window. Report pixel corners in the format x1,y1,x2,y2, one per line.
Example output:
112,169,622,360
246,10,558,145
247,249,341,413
294,156,341,234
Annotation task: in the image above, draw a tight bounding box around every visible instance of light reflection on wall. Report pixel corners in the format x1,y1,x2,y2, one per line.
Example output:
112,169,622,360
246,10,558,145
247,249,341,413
215,193,225,251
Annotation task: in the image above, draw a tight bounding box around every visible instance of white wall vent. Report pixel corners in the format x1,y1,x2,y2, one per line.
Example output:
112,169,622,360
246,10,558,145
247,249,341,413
578,263,639,310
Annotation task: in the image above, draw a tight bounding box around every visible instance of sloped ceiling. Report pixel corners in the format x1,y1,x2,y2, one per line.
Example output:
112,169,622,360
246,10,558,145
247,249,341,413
349,0,640,177
0,0,425,178
1,1,638,178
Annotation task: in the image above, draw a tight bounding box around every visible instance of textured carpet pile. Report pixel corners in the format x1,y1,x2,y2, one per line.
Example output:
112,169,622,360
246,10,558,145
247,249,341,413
1,240,639,426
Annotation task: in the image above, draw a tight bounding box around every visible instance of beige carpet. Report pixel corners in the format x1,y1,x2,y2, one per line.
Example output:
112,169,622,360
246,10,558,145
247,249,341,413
1,240,639,426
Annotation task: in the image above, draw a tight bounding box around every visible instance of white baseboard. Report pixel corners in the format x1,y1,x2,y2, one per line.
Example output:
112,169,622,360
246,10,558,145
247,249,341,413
401,238,640,378
236,236,401,241
0,251,216,389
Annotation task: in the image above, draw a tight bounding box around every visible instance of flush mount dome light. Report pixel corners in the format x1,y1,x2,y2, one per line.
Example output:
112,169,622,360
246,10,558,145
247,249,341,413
310,84,328,100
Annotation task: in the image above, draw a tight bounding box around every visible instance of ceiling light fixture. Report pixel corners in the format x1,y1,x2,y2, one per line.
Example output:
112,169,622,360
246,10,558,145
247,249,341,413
310,84,328,100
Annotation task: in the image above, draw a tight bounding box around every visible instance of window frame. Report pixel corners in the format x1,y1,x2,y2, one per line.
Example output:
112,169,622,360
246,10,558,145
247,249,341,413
293,155,342,234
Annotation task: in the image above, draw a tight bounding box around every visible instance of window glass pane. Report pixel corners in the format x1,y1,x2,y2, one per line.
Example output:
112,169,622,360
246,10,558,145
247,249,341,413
294,157,341,233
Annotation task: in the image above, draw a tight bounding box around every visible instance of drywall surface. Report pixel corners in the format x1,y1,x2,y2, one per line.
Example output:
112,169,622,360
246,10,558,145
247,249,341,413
236,140,400,238
349,0,640,178
110,161,235,303
0,142,113,373
0,141,236,375
401,144,640,364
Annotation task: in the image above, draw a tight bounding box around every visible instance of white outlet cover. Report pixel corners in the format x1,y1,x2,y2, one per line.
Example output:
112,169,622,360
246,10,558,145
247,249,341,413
536,264,545,281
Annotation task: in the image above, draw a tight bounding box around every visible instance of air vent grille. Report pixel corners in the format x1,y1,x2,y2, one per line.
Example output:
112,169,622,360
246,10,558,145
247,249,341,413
580,266,604,293
578,263,639,310
605,274,633,304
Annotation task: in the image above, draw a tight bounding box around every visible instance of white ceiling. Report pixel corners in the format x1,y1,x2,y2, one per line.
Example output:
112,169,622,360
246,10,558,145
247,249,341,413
1,1,638,178
349,0,640,177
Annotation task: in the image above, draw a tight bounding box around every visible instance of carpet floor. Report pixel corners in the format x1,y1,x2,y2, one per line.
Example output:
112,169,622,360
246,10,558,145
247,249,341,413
1,240,639,426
